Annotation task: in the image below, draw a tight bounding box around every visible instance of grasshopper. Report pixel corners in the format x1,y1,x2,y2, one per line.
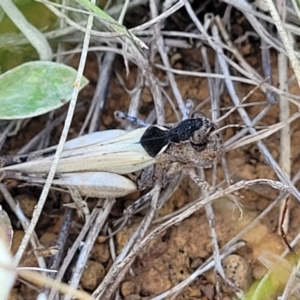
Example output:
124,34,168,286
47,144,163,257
0,109,222,199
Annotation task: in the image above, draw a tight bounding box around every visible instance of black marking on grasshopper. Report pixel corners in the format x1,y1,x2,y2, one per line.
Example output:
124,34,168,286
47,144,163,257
139,116,215,158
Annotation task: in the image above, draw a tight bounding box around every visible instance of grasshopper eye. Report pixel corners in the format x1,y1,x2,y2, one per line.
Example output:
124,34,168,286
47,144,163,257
191,139,208,152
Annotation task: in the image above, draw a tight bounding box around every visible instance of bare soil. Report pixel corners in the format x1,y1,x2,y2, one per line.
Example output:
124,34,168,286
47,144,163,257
4,3,300,300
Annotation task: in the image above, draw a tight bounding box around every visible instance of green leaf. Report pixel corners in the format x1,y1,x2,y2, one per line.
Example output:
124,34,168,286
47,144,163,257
0,61,89,120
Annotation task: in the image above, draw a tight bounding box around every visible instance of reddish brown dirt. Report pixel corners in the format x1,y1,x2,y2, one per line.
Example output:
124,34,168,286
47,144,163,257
4,47,300,300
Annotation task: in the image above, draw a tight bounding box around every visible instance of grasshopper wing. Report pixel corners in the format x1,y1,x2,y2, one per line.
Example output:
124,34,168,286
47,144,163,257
2,128,155,175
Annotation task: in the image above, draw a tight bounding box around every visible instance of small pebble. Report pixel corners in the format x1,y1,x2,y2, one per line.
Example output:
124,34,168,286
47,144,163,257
222,254,252,291
80,260,105,290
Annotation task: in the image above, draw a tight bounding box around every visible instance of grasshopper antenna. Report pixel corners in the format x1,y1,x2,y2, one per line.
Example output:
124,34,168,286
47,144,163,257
114,111,149,127
215,77,270,123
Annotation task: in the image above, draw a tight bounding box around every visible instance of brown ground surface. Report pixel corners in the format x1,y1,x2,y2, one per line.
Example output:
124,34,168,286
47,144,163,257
3,4,300,300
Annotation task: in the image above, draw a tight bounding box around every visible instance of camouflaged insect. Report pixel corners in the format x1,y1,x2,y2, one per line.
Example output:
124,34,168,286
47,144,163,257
0,109,221,197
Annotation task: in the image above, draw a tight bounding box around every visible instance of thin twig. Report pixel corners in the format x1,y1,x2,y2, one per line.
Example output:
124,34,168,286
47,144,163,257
65,199,115,300
12,0,95,267
264,0,300,88
93,183,161,299
277,0,291,238
48,208,99,300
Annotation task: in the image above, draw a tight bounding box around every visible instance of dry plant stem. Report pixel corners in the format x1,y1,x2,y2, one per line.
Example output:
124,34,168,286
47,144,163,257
86,0,131,134
215,16,262,81
55,46,134,60
225,112,300,151
221,0,285,54
105,0,146,16
64,199,115,300
0,0,52,60
79,52,101,134
229,2,300,48
18,269,94,300
261,37,278,104
149,0,185,117
138,29,206,39
89,52,115,133
185,3,274,151
277,0,291,237
108,227,121,300
140,36,191,49
18,277,40,293
201,172,226,285
7,120,26,137
12,0,95,267
42,9,63,151
117,40,164,124
154,64,300,101
103,186,160,299
162,0,178,12
291,0,300,21
98,185,161,299
153,178,229,225
149,2,161,65
42,1,125,38
0,121,17,150
122,190,153,215
126,68,144,131
48,208,74,276
1,25,195,49
17,267,57,273
0,184,47,270
146,72,165,124
217,15,276,104
157,169,300,254
117,0,130,24
200,46,225,286
56,0,67,65
48,208,99,300
194,15,270,87
161,89,182,121
264,0,300,88
44,207,74,297
17,111,70,154
130,25,165,123
207,20,300,202
38,111,55,151
108,228,116,260
130,0,186,33
224,106,270,147
216,80,269,123
93,183,161,299
152,241,245,300
97,179,290,298
156,35,185,117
